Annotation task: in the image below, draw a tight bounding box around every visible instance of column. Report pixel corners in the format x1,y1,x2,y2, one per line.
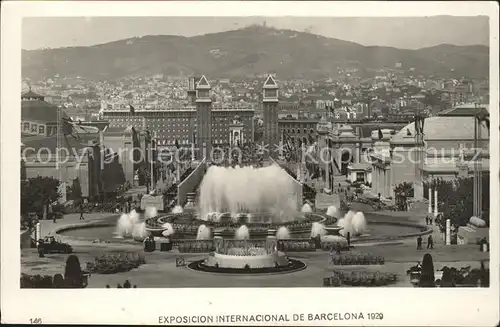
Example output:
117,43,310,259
372,165,376,194
376,166,382,196
382,169,387,198
428,187,432,214
35,223,41,245
337,151,342,175
434,188,438,217
383,169,387,198
325,146,330,190
354,143,360,163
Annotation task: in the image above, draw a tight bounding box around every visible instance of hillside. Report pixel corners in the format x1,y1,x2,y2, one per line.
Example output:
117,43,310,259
22,26,489,81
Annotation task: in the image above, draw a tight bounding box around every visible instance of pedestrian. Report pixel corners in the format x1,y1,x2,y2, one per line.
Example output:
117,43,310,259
430,217,433,225
123,280,131,288
417,235,422,250
79,204,85,220
427,235,434,249
425,216,429,225
50,204,56,223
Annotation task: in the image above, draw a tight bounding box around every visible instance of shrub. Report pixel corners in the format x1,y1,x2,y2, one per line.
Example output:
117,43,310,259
419,253,435,287
438,262,489,287
65,255,85,288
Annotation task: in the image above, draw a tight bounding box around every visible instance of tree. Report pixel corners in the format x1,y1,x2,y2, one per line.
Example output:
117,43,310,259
64,255,84,288
419,253,435,287
69,178,82,202
430,176,489,229
21,176,61,217
394,182,414,211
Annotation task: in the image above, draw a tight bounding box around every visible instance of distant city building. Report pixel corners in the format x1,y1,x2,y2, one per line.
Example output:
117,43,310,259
21,90,63,137
101,76,256,151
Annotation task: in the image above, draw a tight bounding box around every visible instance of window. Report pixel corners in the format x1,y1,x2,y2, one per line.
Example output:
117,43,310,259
23,122,30,131
39,126,45,135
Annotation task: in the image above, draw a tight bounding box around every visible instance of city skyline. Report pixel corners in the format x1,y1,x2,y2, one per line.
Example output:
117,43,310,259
23,16,489,51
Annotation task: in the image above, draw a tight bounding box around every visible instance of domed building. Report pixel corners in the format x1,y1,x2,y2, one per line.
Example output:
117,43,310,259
371,111,489,200
21,89,67,137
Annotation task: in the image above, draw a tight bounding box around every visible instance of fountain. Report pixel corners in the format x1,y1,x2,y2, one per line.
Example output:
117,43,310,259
352,211,368,235
326,205,339,218
197,165,300,222
337,210,368,237
172,205,183,214
235,225,250,240
196,224,212,240
310,222,327,238
188,228,307,274
301,203,313,213
115,210,149,240
276,226,291,240
184,192,197,210
161,223,175,237
145,207,158,219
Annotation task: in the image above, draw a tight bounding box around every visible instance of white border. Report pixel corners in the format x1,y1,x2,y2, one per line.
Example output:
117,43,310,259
2,2,499,325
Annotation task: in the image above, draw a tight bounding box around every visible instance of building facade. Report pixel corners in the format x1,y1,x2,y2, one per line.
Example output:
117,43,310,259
101,75,256,155
21,90,62,137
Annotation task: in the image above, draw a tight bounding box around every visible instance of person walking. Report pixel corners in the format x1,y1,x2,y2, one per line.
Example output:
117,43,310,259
417,235,422,250
49,203,56,223
79,204,85,220
427,235,434,249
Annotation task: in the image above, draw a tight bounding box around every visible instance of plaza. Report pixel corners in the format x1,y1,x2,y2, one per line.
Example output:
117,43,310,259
21,194,489,288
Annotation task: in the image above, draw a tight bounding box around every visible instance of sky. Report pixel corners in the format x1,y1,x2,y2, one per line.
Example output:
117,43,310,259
22,16,489,50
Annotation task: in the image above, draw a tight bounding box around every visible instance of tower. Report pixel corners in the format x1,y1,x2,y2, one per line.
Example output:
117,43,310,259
195,75,212,160
262,75,279,157
187,76,197,106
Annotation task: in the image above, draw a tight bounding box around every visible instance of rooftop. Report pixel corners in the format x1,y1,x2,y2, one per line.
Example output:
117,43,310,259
22,99,68,123
394,116,489,141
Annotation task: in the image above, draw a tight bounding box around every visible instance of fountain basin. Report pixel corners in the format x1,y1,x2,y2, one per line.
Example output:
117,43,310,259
204,251,290,269
188,257,307,275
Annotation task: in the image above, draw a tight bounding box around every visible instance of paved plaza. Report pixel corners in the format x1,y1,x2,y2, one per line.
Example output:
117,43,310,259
22,195,489,288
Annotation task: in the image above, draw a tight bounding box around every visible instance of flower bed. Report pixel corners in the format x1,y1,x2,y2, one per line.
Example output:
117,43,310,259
279,240,316,252
86,252,145,274
331,252,385,265
324,271,397,287
177,240,214,253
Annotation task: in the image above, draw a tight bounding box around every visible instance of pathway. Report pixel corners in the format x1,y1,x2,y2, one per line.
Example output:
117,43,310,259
39,212,117,238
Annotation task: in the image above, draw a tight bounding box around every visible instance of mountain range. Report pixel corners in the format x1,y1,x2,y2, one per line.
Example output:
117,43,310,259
22,26,489,81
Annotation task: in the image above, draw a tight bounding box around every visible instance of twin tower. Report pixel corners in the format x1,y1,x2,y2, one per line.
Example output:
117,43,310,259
187,75,280,160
